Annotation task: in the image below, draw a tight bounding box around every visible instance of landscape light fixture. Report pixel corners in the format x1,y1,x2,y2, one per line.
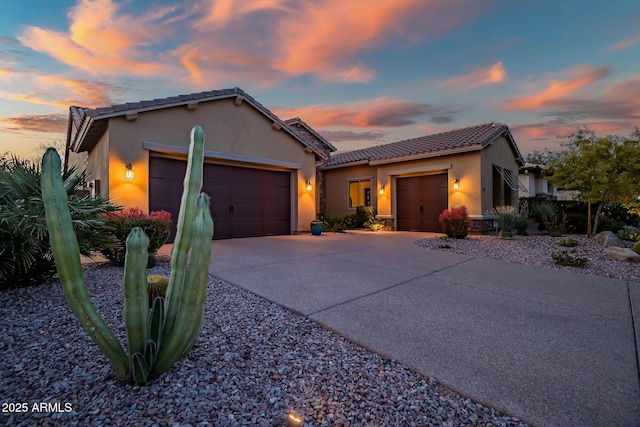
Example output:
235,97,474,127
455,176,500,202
453,179,460,190
284,413,303,427
306,181,312,191
125,163,134,180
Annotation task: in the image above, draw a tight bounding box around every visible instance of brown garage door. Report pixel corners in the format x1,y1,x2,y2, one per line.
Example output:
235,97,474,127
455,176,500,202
149,156,291,240
396,173,448,232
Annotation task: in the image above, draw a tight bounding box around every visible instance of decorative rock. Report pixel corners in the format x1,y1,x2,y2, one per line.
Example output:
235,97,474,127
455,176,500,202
604,247,640,262
592,231,624,248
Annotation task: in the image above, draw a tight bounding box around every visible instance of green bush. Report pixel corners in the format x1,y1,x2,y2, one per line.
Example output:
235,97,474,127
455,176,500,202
0,155,117,289
552,250,588,268
439,206,470,239
634,241,640,255
533,202,568,236
322,214,356,232
355,205,375,227
100,207,171,266
364,217,385,231
514,216,531,235
617,226,640,242
559,238,579,247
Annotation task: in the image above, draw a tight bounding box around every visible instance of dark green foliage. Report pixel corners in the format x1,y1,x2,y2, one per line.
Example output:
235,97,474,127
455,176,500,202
355,206,375,227
0,155,117,289
634,241,640,255
100,208,171,266
322,213,357,232
617,226,640,242
514,216,530,235
551,251,588,268
596,216,626,234
439,206,470,239
559,238,579,247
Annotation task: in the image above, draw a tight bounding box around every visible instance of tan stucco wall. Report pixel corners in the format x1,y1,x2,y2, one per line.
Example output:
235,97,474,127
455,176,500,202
323,150,486,222
480,135,520,211
84,98,317,232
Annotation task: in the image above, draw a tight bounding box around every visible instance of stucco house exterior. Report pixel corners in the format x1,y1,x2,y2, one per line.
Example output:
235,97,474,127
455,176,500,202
65,87,335,240
319,123,526,232
518,163,557,200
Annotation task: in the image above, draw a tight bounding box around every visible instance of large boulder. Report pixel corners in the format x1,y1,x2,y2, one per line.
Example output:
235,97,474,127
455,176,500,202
604,247,640,262
593,231,624,248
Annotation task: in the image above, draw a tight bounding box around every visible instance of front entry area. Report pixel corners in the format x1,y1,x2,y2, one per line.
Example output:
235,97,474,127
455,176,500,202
149,156,291,240
396,173,448,232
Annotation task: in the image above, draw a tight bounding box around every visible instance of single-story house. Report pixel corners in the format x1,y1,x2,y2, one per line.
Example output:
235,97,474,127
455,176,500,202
319,123,526,232
518,163,557,200
65,87,335,240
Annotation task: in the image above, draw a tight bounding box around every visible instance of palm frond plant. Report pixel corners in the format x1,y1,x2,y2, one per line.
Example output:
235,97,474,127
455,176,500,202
533,201,568,237
0,154,118,289
485,205,518,238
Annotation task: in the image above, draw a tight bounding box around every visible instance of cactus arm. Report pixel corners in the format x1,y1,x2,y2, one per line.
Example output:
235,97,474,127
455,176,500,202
41,148,129,381
148,297,165,347
131,352,149,385
164,125,205,335
153,194,213,373
123,228,150,358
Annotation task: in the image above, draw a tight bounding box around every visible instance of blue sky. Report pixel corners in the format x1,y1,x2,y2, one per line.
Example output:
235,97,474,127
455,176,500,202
1,0,639,160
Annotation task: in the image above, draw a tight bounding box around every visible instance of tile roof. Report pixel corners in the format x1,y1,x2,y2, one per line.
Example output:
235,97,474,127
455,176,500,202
284,117,337,158
320,122,522,168
67,87,334,159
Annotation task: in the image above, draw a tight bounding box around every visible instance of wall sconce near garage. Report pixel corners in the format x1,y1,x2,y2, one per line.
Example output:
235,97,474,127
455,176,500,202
125,163,135,180
379,185,385,195
306,181,312,191
452,179,460,190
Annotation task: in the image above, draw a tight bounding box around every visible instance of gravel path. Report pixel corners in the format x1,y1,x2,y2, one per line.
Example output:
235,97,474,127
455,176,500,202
415,234,639,281
1,257,527,426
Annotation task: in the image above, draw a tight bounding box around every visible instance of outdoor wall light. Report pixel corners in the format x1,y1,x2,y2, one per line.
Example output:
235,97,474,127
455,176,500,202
453,179,460,190
284,413,303,427
379,185,385,195
125,163,135,180
306,181,312,191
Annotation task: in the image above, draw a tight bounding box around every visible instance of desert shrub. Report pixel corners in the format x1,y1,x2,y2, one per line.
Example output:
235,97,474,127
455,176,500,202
514,216,531,235
602,202,640,227
533,202,567,236
559,238,579,247
617,226,640,242
100,207,171,266
634,241,640,255
439,206,470,239
596,215,626,234
551,250,588,268
485,205,518,238
355,205,375,227
0,156,117,289
322,214,357,232
364,217,385,231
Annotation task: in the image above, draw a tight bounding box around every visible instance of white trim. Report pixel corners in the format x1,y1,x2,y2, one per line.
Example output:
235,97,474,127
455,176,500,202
387,163,452,176
143,141,301,169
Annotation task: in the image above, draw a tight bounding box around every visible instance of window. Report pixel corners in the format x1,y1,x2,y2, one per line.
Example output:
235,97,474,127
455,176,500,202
348,179,371,208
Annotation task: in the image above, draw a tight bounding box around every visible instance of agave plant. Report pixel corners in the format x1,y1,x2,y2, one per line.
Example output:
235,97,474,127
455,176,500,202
41,125,214,384
0,155,117,288
485,205,518,238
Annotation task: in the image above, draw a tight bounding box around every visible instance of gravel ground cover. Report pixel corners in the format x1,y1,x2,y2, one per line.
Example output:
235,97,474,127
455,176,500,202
415,234,639,281
1,258,527,427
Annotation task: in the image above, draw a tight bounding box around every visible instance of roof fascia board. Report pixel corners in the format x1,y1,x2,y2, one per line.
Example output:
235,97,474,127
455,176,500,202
143,141,301,169
319,159,370,170
387,163,452,176
72,116,93,152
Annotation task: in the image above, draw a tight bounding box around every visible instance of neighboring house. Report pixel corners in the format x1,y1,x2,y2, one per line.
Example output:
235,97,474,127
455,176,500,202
319,123,526,232
518,163,557,200
65,87,335,240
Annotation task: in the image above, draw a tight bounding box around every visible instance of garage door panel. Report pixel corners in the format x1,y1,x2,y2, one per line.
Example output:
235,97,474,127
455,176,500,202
397,173,448,232
150,156,291,241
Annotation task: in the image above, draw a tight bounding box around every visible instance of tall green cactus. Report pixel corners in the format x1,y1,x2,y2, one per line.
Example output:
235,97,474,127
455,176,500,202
41,125,214,384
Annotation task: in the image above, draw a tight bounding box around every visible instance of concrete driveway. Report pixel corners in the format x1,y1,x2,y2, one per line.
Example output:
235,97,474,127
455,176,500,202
207,231,640,426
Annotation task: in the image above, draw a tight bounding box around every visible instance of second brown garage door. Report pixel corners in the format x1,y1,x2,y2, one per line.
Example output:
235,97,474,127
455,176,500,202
149,156,291,240
396,173,448,232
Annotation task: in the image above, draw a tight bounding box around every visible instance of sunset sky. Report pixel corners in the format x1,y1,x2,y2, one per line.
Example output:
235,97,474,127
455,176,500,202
1,0,639,160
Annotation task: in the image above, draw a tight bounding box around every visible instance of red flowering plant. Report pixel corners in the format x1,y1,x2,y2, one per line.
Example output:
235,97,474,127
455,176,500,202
438,206,471,239
100,207,172,266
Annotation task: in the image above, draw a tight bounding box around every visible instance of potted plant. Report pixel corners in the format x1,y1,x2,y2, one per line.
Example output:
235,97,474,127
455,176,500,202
311,219,324,235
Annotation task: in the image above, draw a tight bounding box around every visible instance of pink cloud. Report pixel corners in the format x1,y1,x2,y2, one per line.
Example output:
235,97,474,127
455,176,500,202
501,65,611,111
442,62,507,91
607,32,640,52
0,114,67,134
273,98,433,129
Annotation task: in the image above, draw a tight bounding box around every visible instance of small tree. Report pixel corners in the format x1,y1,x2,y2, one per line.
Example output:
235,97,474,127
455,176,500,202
548,128,640,237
